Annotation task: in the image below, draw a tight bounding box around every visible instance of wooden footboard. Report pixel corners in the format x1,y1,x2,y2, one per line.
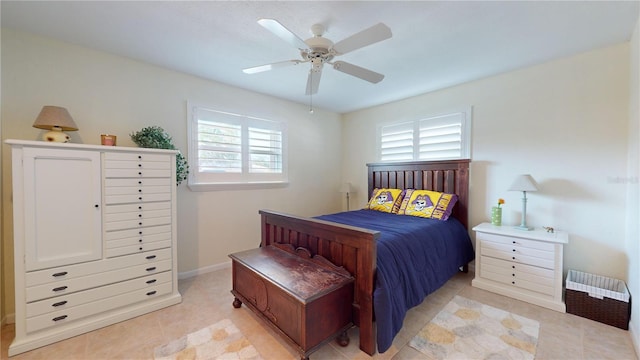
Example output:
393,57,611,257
259,210,380,355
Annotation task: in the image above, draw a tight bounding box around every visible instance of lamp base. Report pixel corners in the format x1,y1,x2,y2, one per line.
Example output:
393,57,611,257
514,225,534,231
42,129,70,143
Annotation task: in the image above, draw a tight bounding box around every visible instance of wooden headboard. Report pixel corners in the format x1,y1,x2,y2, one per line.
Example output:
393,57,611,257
367,159,470,229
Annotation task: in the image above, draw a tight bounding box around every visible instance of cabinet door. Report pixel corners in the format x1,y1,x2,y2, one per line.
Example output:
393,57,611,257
23,148,102,271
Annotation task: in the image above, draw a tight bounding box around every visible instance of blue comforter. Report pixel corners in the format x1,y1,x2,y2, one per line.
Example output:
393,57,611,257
315,210,475,353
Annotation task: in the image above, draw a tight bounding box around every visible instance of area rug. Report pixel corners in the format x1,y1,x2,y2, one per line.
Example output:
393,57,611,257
409,295,540,360
153,318,262,360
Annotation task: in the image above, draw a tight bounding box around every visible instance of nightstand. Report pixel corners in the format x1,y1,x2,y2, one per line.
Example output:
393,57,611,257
472,223,569,312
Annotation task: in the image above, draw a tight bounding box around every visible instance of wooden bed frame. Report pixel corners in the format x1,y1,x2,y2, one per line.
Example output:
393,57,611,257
259,159,470,355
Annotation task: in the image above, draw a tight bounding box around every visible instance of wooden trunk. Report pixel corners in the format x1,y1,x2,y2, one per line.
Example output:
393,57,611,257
230,246,354,359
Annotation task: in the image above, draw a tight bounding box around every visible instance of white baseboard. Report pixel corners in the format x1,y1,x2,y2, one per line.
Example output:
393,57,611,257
178,260,231,280
630,319,640,358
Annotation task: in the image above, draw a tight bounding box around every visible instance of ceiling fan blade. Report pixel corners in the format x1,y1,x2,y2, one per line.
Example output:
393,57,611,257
258,18,308,50
333,61,384,83
305,69,322,95
242,60,301,74
332,23,392,55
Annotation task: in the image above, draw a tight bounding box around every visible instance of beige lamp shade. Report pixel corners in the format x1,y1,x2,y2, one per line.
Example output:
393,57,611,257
33,106,78,131
508,174,538,192
33,106,78,142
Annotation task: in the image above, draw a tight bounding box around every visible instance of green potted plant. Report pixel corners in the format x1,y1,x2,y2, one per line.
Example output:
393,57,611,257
130,126,189,185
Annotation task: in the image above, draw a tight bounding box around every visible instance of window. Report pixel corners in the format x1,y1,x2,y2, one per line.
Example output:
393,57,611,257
378,108,471,161
187,103,287,190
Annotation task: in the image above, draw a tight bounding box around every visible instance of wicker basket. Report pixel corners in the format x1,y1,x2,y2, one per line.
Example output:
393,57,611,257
565,270,631,330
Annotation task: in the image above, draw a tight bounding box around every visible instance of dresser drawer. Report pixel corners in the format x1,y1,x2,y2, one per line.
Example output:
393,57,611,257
26,248,171,287
27,260,172,302
104,168,172,178
107,232,171,249
27,271,172,317
104,216,172,232
105,202,171,214
104,152,170,162
105,208,171,223
105,185,170,196
26,282,173,333
105,178,171,187
105,160,170,170
106,240,172,258
105,192,172,204
105,225,171,241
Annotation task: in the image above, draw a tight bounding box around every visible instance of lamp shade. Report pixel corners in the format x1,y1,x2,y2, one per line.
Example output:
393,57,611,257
33,106,78,131
508,174,538,192
340,182,353,193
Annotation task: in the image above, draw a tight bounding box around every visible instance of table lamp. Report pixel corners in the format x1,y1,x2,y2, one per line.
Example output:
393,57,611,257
32,106,78,142
508,174,538,230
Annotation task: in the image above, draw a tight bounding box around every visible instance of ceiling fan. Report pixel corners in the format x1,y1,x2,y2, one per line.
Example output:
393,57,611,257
243,19,392,95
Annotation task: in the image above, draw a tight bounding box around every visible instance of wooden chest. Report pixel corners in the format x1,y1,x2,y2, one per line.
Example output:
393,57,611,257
230,245,354,359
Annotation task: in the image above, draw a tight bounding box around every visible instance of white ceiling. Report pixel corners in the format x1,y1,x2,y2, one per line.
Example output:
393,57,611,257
2,1,639,113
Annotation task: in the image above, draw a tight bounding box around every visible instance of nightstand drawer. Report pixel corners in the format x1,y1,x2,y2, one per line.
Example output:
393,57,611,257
481,264,555,296
481,256,554,285
478,232,555,252
480,242,555,269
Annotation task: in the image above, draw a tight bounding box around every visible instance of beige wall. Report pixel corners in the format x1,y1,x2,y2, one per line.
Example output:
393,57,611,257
0,29,343,318
343,44,631,282
626,14,640,356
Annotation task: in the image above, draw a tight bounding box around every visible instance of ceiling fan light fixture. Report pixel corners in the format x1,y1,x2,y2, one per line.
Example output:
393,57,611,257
244,19,392,95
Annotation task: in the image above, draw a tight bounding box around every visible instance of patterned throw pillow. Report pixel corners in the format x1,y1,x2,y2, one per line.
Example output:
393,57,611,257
398,189,458,220
366,188,405,213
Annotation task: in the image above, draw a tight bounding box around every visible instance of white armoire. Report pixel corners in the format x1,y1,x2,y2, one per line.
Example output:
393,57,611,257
6,140,182,356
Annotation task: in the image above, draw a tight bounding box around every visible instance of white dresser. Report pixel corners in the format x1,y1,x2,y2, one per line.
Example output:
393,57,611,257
472,222,568,312
7,140,182,356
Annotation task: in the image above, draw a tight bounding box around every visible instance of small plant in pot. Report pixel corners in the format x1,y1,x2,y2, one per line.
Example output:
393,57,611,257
130,126,189,185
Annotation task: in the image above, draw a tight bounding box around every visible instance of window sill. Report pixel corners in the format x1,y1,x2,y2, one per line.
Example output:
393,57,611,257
187,181,289,192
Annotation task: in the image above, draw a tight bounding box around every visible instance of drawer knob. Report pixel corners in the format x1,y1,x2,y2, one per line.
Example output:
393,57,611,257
139,222,143,226
139,247,143,251
139,214,143,218
138,172,142,175
146,255,156,260
138,164,142,168
146,279,157,284
512,273,515,276
138,155,142,159
138,197,143,200
139,231,143,235
512,249,516,252
52,271,68,277
138,206,143,210
138,189,142,193
138,181,142,185
512,256,516,260
139,239,143,243
512,265,515,269
53,286,68,292
512,281,515,285
146,267,157,272
146,291,157,296
95,204,99,208
52,315,68,322
52,301,67,307
512,241,516,244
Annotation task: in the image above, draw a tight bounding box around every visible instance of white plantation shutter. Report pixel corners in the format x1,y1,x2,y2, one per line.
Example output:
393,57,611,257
418,113,463,159
248,126,282,173
187,104,287,190
380,121,415,161
378,109,470,161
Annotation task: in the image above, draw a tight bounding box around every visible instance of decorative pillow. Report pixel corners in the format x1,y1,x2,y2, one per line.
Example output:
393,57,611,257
366,188,405,213
397,189,458,221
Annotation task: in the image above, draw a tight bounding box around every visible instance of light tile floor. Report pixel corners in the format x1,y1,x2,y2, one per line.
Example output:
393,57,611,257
2,268,637,359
